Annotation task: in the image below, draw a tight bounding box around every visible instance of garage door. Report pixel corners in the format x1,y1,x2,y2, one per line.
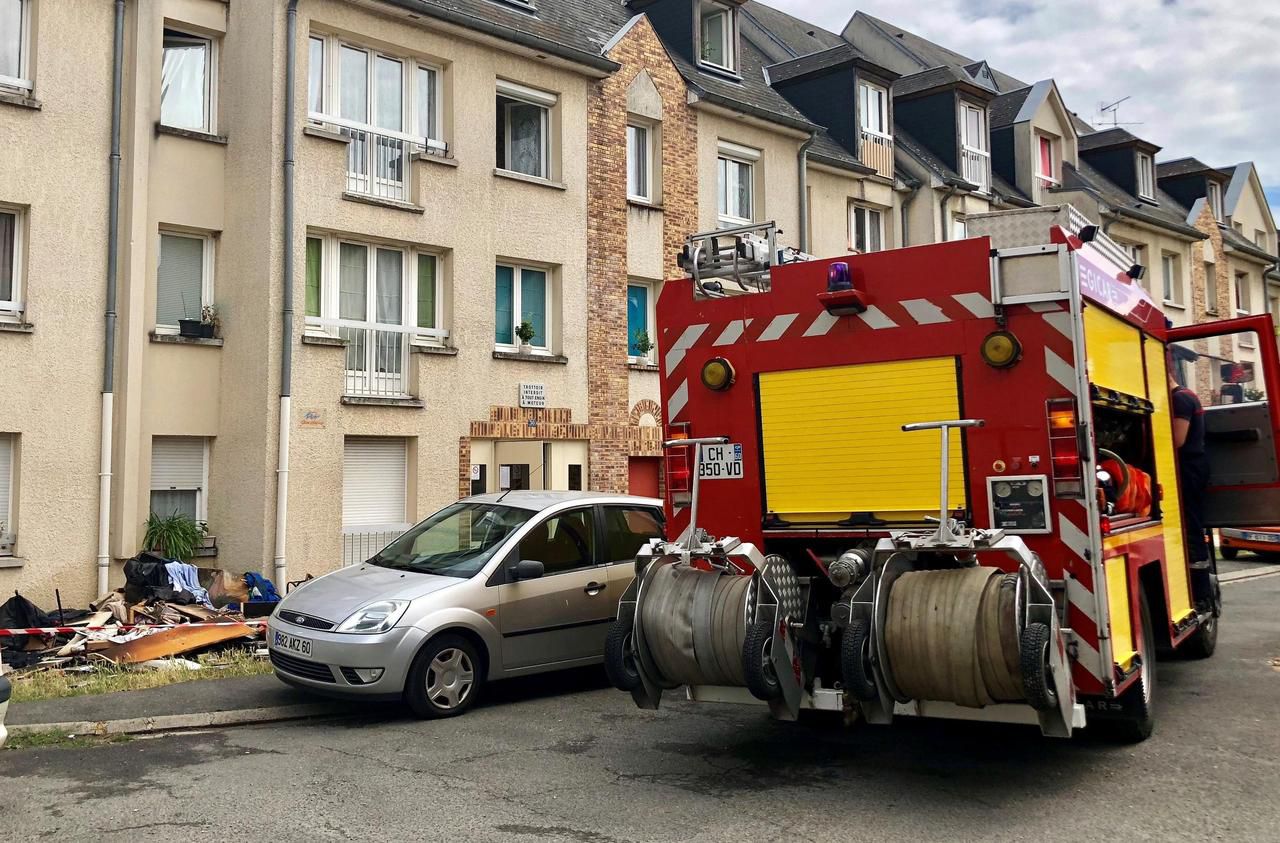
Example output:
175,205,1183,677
343,437,408,531
758,357,967,524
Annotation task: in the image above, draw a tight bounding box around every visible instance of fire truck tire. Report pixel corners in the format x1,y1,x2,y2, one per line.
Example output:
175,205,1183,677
1182,578,1220,660
604,617,642,692
1019,622,1057,712
1095,590,1156,743
742,618,782,702
840,620,878,701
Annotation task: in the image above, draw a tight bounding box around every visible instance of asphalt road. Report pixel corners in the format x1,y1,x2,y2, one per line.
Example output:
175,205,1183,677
3,571,1277,843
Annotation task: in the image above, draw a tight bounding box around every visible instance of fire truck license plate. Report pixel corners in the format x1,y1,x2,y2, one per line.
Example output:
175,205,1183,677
699,444,743,480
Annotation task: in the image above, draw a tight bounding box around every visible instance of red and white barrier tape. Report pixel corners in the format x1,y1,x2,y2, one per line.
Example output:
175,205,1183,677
0,619,270,637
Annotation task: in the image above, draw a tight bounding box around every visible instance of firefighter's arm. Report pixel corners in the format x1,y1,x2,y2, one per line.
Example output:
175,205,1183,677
1172,417,1190,449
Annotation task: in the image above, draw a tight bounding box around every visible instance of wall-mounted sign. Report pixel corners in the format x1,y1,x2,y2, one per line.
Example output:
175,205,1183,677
470,464,481,481
519,383,546,409
300,410,325,429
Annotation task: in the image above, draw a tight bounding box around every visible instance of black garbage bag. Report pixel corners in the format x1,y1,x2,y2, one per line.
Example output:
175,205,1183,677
123,551,174,603
0,592,54,654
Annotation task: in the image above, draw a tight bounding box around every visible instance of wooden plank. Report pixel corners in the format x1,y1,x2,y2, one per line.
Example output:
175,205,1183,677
171,604,217,622
94,623,257,664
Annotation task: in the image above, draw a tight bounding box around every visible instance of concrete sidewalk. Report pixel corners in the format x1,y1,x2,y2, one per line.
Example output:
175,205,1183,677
6,674,389,737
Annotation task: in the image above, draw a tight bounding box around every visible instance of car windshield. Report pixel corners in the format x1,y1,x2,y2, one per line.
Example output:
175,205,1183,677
368,503,532,578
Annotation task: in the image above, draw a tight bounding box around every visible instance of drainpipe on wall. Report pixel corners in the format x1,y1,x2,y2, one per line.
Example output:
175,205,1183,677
938,183,961,242
273,0,299,586
797,133,815,254
898,177,921,248
97,0,126,596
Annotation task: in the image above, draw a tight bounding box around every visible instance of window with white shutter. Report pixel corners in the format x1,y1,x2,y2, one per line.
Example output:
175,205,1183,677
150,436,208,521
343,437,408,532
0,434,14,553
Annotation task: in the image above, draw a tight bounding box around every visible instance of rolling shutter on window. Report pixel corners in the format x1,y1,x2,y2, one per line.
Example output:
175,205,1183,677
343,437,407,530
151,437,205,490
0,435,12,530
157,234,204,327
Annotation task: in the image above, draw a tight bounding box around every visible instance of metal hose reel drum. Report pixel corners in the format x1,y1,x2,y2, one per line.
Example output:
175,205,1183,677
636,563,753,687
880,567,1025,708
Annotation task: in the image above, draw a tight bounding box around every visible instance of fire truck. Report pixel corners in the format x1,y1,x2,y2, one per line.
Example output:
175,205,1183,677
604,206,1280,740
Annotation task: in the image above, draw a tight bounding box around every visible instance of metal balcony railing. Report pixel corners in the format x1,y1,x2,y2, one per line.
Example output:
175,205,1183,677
308,113,446,203
961,146,991,193
341,529,405,566
859,129,894,178
305,317,449,399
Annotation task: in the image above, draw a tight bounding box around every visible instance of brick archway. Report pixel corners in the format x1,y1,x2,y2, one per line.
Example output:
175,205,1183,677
629,399,662,427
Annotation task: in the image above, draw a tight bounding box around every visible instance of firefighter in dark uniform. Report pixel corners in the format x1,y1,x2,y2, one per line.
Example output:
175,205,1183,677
1170,370,1210,564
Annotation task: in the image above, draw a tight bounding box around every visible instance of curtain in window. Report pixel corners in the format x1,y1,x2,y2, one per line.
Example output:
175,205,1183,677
627,285,647,356
308,37,324,114
507,102,545,177
338,243,367,320
733,161,751,219
339,46,368,123
156,234,204,326
0,0,23,80
150,490,198,521
1038,137,1053,177
417,67,436,140
417,255,436,330
495,265,514,344
373,56,402,131
0,211,14,303
160,33,208,131
374,248,401,324
305,237,322,318
521,269,547,347
627,125,647,198
0,434,11,536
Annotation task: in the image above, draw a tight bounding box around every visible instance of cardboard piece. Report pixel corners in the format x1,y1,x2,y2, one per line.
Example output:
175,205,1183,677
94,623,258,664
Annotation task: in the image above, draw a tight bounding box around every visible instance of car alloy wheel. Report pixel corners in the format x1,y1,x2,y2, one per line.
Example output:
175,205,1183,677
426,647,474,711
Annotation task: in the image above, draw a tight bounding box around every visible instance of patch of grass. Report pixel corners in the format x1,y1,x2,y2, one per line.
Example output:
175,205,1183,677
5,730,134,751
8,647,273,703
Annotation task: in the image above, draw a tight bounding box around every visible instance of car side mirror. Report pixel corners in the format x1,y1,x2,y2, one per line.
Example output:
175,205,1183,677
513,559,545,580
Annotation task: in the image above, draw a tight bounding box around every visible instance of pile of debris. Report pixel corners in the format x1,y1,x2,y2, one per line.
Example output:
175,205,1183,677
0,553,283,677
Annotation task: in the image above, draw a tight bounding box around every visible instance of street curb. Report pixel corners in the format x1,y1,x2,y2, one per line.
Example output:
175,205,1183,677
1220,564,1280,584
6,702,356,738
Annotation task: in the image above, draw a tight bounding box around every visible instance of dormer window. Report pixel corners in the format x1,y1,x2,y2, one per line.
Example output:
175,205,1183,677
1036,134,1059,187
1207,180,1224,220
959,102,990,193
1137,152,1155,200
699,2,736,72
858,81,888,136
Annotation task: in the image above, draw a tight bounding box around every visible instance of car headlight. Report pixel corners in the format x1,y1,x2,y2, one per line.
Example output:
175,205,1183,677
336,600,409,634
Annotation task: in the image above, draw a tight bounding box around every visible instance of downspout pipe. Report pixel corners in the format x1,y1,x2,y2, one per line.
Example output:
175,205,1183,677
97,0,125,596
938,184,959,242
797,133,815,253
898,177,921,248
273,0,298,585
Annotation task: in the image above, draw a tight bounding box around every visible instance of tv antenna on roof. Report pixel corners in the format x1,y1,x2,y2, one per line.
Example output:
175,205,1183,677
1097,96,1143,129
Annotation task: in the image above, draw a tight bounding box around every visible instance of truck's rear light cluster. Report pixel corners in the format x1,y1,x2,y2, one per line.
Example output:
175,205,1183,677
665,427,692,505
1047,398,1085,498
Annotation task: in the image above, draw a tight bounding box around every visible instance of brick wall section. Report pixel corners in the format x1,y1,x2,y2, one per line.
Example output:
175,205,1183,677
585,16,698,492
1187,202,1235,397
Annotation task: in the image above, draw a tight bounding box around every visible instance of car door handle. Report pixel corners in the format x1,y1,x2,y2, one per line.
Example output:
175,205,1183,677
584,581,607,595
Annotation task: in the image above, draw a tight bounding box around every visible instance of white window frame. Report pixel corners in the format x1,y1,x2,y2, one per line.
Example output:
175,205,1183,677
952,215,968,241
495,79,556,180
0,204,24,317
160,27,218,134
0,0,32,92
858,80,890,138
155,229,214,334
1035,134,1059,187
0,433,13,552
1205,262,1219,315
307,32,446,152
1207,181,1224,220
959,102,988,153
494,262,554,354
698,1,736,73
1161,252,1183,307
626,121,655,203
717,141,758,227
1137,152,1155,200
627,279,658,364
849,203,885,253
149,436,210,523
305,233,447,346
1236,271,1253,320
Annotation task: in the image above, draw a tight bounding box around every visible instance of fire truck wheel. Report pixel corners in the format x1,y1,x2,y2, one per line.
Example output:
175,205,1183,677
604,617,642,692
840,620,879,701
742,618,783,702
1096,590,1156,743
1019,622,1058,712
1182,578,1220,660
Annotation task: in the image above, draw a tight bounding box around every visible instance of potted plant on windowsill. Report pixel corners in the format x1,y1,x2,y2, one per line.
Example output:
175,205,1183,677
142,511,208,561
200,304,221,339
632,328,654,363
178,293,202,338
515,318,537,354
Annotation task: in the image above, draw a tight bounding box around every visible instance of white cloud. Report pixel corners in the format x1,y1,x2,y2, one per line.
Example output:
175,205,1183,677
763,0,1280,210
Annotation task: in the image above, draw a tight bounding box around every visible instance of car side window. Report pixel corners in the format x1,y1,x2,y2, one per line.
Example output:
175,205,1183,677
603,506,664,564
517,508,596,576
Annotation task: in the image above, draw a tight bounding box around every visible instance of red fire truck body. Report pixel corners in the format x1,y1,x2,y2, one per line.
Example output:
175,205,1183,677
622,207,1280,737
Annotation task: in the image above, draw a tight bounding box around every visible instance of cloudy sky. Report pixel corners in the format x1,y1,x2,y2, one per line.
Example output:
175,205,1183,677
765,0,1280,219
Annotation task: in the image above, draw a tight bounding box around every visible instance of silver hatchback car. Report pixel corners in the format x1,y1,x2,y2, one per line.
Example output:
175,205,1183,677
268,491,664,717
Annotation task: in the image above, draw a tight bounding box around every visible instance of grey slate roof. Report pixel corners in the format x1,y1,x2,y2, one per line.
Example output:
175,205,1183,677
893,127,964,185
766,43,862,85
1222,224,1279,263
667,32,817,132
1062,160,1205,240
1156,157,1221,179
893,65,991,99
808,128,874,174
740,1,846,58
989,87,1032,127
1078,128,1138,150
844,12,1028,92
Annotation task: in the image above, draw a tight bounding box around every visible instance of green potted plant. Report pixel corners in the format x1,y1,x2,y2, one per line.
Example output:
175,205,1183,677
200,304,221,339
143,511,208,561
632,328,654,360
514,318,537,353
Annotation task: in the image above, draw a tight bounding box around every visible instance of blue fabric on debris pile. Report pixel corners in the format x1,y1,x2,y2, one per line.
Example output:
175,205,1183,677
243,572,281,603
165,561,214,608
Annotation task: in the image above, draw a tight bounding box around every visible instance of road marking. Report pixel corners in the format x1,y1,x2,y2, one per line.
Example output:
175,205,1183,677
1220,564,1280,584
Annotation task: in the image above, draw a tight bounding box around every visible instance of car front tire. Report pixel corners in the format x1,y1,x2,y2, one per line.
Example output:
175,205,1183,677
404,633,483,719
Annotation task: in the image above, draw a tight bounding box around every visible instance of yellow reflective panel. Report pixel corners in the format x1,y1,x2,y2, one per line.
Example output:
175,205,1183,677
1084,306,1148,398
758,357,965,523
1105,555,1137,671
1143,340,1196,624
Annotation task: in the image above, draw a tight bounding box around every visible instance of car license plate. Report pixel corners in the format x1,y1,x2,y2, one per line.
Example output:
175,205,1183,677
273,631,312,658
698,443,744,480
1243,531,1280,544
